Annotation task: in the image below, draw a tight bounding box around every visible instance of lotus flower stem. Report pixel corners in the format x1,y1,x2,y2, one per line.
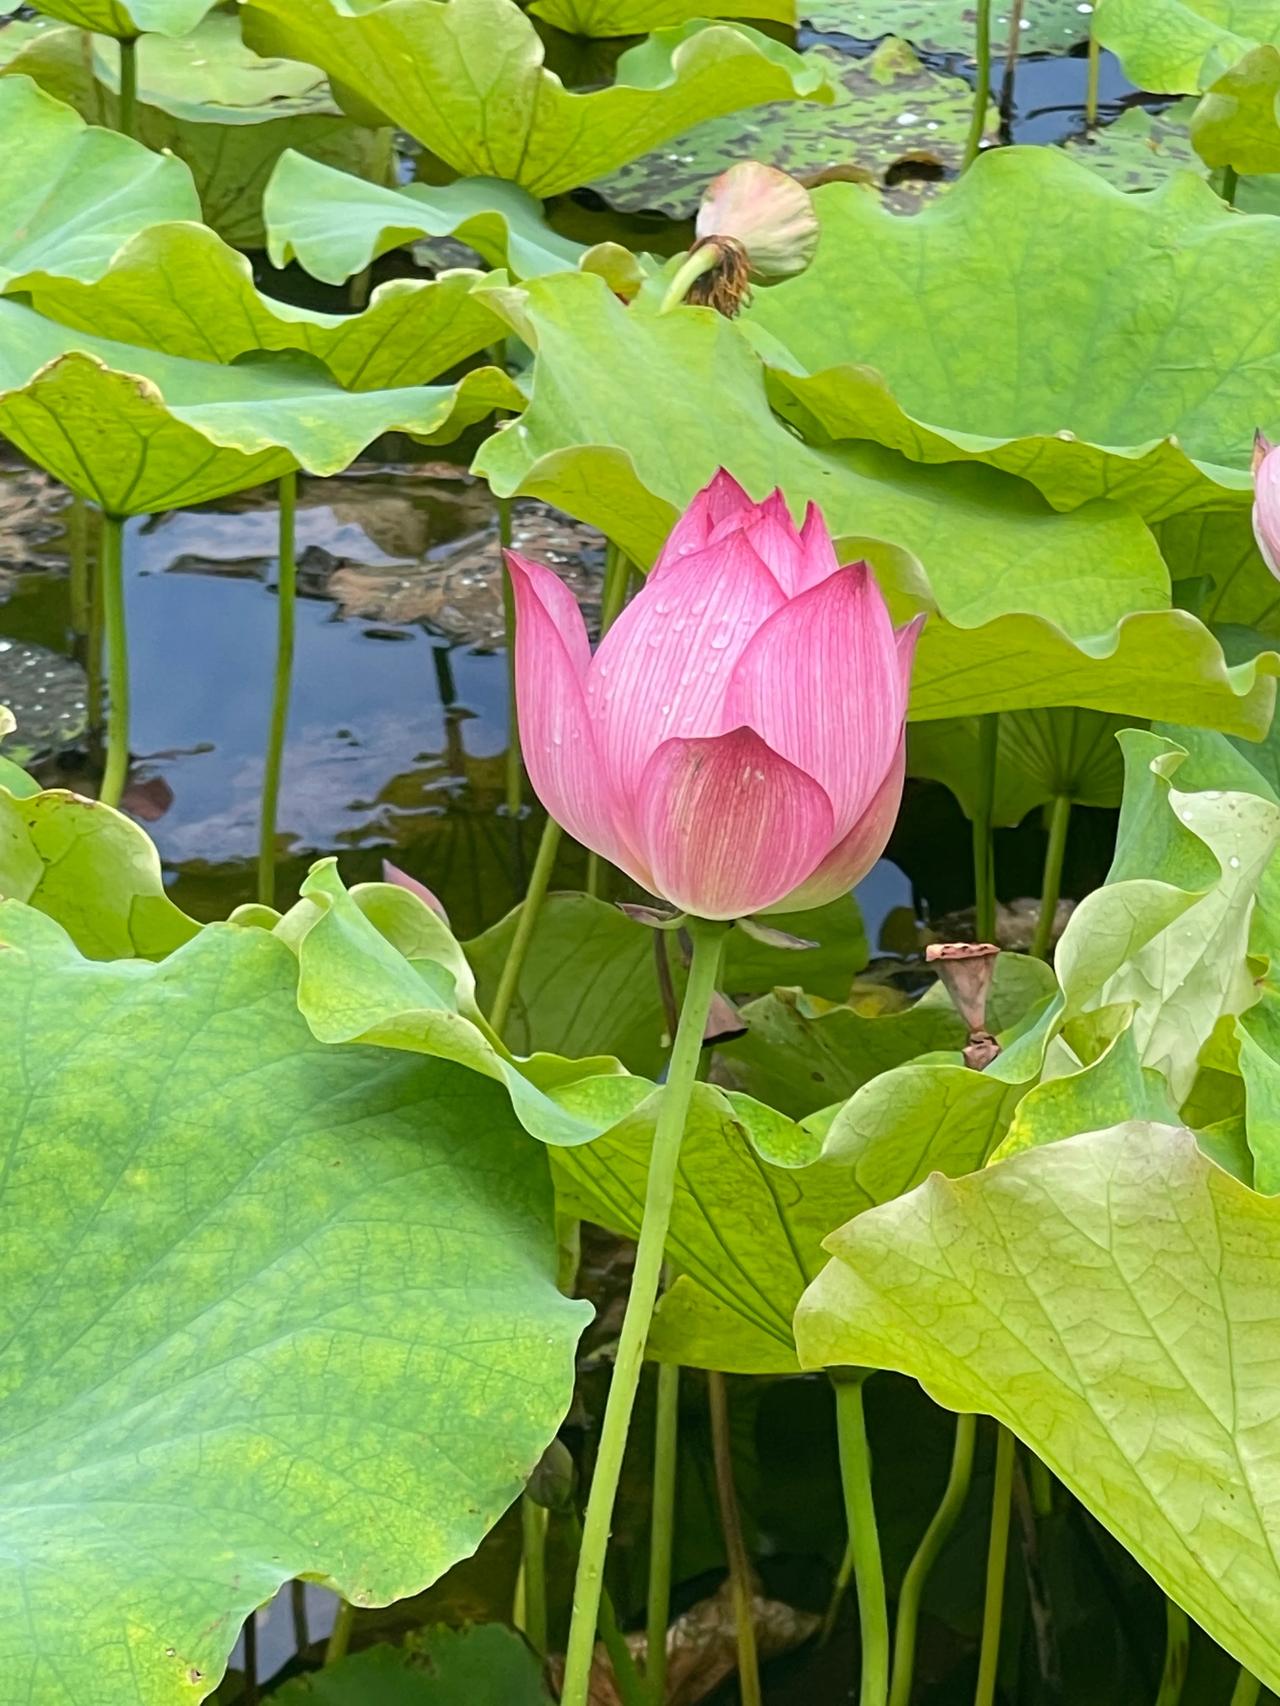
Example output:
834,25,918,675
490,816,562,1038
1085,28,1101,129
560,917,731,1706
98,512,130,809
660,246,720,314
1030,794,1071,960
974,1425,1016,1706
67,495,89,641
888,1413,977,1706
586,541,633,899
597,1580,648,1706
324,1599,354,1665
519,1496,549,1655
1155,1600,1189,1706
645,1359,681,1700
258,472,298,908
972,713,999,943
498,494,523,818
117,36,139,139
1230,1669,1262,1706
708,1370,762,1706
832,1373,889,1706
962,0,992,171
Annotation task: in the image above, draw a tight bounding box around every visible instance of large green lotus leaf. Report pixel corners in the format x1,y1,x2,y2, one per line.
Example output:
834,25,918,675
1049,731,1280,1102
908,707,1129,827
795,1121,1280,1690
0,298,519,513
1190,43,1280,171
800,0,1088,54
473,271,1280,735
20,222,500,390
992,1020,1180,1162
465,892,869,1074
557,1058,1022,1373
1236,984,1280,1186
241,0,833,197
530,0,791,36
1093,0,1280,92
745,150,1280,520
0,76,199,290
23,0,217,36
271,1628,552,1705
1159,507,1280,636
0,14,390,249
594,37,993,218
261,150,624,287
0,784,199,959
0,902,588,1706
719,954,1056,1119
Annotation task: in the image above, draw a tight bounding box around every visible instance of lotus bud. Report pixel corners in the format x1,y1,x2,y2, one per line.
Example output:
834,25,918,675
382,859,449,924
1253,429,1280,578
672,162,819,318
506,471,922,922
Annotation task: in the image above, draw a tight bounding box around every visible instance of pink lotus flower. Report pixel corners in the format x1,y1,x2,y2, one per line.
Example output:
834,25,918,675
506,471,922,921
1254,430,1280,577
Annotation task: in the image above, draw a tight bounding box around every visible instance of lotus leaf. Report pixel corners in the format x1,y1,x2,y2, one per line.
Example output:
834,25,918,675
1093,0,1280,92
0,297,520,513
21,222,501,389
24,0,217,37
530,0,792,37
240,0,833,197
745,149,1280,519
0,783,199,959
908,707,1129,826
800,0,1089,55
795,1122,1280,1691
0,77,199,289
473,271,1280,734
270,1627,553,1705
0,901,588,1706
594,37,993,218
1190,43,1280,172
1,13,390,248
263,152,601,285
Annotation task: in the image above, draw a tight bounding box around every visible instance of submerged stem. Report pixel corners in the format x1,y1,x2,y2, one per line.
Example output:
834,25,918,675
99,512,129,809
974,1426,1017,1706
709,1371,761,1706
490,817,562,1038
1085,27,1101,128
889,1413,977,1706
646,1360,680,1700
962,0,992,170
1031,794,1071,961
559,919,730,1706
835,1375,889,1706
1155,1600,1189,1706
257,472,297,909
972,713,999,943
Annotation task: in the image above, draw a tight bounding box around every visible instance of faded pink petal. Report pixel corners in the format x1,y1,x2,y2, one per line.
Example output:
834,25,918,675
650,468,754,580
636,726,835,920
1253,436,1280,579
506,552,631,867
763,741,906,913
586,530,787,793
798,501,841,590
695,162,819,282
382,860,448,923
723,564,904,839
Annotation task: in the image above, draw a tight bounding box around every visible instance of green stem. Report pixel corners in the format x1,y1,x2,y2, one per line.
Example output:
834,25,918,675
257,472,297,909
821,1532,857,1646
974,1426,1016,1706
99,512,129,809
889,1413,977,1706
709,1371,761,1706
489,816,562,1038
973,713,999,943
67,493,89,638
586,542,633,901
835,1375,889,1706
87,510,104,740
1222,165,1240,207
962,0,992,170
243,1611,258,1706
645,1360,680,1700
519,1496,549,1656
1031,794,1071,961
1028,1455,1053,1520
117,35,138,139
1230,1669,1263,1706
559,919,731,1706
325,1601,355,1666
597,1584,649,1706
348,265,373,311
1156,1601,1189,1706
290,1580,309,1656
1085,27,1101,128
498,494,522,818
659,246,719,313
